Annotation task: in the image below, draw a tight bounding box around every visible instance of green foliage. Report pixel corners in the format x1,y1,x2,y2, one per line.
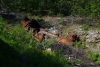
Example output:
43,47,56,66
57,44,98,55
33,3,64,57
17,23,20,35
0,17,72,67
81,24,89,30
0,17,7,32
88,51,100,65
1,0,100,17
59,18,65,25
95,37,100,40
95,21,100,28
74,42,85,48
57,13,64,17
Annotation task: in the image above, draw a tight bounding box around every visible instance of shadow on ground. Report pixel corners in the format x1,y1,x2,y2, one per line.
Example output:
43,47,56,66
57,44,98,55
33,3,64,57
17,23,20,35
0,39,69,67
0,39,23,67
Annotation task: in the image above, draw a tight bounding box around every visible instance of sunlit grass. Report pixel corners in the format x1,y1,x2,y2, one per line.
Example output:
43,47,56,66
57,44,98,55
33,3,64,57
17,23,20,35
0,17,72,67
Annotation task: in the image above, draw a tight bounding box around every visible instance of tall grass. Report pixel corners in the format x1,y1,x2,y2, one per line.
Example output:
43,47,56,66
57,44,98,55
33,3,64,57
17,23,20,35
0,17,72,67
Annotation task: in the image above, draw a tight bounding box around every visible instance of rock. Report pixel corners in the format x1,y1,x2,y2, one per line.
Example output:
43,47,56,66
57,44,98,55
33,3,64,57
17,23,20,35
86,30,100,43
0,10,24,20
51,43,85,60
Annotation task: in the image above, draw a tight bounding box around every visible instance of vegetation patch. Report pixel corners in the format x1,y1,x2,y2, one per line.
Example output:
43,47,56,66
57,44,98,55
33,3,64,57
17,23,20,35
0,17,72,67
88,51,100,66
81,24,89,30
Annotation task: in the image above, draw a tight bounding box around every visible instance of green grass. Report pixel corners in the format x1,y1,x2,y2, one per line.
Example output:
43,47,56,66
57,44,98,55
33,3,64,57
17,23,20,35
81,24,89,30
88,51,100,66
0,17,72,67
74,42,85,48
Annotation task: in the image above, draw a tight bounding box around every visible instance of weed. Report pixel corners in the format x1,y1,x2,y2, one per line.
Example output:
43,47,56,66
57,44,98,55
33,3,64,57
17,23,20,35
95,21,100,28
95,37,100,40
74,42,85,48
81,24,89,30
88,51,100,65
59,18,65,25
57,13,64,17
